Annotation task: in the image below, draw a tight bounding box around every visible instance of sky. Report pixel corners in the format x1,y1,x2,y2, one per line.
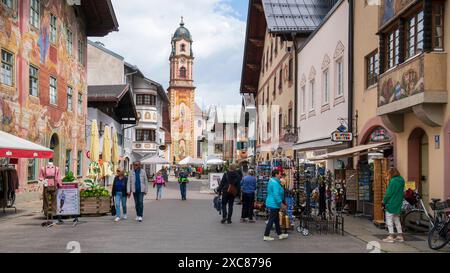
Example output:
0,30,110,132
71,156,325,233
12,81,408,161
94,0,249,110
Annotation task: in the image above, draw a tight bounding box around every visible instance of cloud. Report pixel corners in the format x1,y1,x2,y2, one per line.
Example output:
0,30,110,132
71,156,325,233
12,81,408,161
94,0,246,108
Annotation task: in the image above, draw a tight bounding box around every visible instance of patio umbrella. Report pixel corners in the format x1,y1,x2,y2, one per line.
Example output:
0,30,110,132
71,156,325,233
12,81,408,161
88,120,100,180
111,129,119,171
141,155,170,165
102,126,112,177
89,120,100,162
206,158,225,165
179,156,204,165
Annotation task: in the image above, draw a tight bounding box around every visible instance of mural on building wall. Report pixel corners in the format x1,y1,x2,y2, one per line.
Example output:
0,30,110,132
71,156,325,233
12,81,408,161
378,57,424,106
171,90,194,161
0,0,87,189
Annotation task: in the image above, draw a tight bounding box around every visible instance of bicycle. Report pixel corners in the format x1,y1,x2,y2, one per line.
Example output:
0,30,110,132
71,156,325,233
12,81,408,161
427,199,450,250
401,190,435,233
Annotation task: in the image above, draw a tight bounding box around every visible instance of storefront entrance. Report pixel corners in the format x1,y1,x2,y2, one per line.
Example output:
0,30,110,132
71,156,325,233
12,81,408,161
408,128,429,207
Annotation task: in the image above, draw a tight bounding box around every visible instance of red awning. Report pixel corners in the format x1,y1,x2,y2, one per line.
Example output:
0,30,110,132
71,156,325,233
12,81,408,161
0,131,54,159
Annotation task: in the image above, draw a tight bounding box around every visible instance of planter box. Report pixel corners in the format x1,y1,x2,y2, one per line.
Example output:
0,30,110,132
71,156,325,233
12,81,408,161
80,197,111,216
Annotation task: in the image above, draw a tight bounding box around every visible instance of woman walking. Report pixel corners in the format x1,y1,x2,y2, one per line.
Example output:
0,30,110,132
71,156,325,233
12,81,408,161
240,169,257,223
382,168,406,243
217,164,242,224
153,171,166,200
112,168,128,222
263,170,288,241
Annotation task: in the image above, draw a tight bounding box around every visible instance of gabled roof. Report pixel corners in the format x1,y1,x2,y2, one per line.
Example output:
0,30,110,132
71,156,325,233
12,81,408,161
88,84,129,101
240,0,337,94
81,0,119,37
263,0,339,34
87,84,138,125
88,40,124,60
124,62,169,103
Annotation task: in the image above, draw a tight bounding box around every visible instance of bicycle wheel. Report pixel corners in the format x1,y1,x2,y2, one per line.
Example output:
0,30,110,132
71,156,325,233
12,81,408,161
428,221,450,250
403,210,431,233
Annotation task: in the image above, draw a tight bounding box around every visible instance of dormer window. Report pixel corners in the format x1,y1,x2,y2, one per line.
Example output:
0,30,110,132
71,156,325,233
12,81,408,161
181,44,186,52
180,67,187,78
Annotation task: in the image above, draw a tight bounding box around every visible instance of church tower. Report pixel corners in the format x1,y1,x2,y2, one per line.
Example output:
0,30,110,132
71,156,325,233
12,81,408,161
168,17,196,163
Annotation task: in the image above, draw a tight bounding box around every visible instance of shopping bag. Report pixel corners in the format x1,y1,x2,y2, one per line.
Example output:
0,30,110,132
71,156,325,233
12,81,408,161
110,197,116,216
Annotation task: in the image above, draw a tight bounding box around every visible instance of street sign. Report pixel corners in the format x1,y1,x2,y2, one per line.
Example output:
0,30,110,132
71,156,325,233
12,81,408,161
331,131,353,142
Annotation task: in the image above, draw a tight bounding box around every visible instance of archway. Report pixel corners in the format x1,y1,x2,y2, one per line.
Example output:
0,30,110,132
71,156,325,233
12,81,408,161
408,128,429,203
50,133,60,167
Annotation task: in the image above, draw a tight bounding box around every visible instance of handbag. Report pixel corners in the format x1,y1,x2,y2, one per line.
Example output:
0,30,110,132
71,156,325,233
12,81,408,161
226,174,238,197
110,196,116,217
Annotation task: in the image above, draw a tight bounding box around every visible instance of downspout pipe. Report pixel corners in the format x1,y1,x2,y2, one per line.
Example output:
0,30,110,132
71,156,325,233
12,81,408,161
348,0,355,167
293,34,299,161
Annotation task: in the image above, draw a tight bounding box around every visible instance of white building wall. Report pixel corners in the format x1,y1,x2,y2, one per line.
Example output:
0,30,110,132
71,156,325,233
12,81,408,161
297,1,349,144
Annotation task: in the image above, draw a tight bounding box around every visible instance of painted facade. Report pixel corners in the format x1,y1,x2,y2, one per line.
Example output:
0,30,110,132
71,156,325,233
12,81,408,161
0,0,110,193
169,19,196,163
255,30,296,162
354,0,450,202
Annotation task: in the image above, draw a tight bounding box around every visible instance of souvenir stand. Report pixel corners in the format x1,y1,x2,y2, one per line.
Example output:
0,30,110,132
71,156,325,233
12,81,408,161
255,164,271,219
293,162,345,236
0,158,18,213
0,130,54,214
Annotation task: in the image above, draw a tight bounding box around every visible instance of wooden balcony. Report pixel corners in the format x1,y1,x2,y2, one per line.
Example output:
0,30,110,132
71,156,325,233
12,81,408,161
377,52,447,132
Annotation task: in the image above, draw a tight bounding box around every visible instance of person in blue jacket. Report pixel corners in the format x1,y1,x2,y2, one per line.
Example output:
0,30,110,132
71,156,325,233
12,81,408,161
240,169,257,223
263,170,289,241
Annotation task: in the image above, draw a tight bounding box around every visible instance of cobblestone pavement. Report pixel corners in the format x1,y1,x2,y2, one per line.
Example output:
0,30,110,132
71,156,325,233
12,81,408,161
1,177,444,253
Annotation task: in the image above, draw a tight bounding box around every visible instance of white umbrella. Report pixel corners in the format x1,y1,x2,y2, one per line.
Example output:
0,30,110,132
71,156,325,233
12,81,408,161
179,156,204,165
206,158,225,165
141,155,170,165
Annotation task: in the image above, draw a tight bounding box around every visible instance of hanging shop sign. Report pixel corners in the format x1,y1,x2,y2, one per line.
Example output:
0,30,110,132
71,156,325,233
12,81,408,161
56,183,80,216
331,131,353,142
369,127,391,143
331,124,353,142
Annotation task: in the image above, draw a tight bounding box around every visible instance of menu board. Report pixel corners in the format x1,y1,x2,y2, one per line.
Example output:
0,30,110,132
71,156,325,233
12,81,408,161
56,183,80,216
209,173,224,190
345,170,357,201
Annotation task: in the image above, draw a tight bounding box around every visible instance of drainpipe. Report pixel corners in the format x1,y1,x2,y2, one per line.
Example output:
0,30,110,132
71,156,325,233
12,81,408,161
348,0,355,167
292,34,299,161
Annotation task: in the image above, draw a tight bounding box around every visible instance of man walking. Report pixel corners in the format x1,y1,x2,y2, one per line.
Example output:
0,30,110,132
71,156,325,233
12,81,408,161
127,161,149,222
178,168,189,200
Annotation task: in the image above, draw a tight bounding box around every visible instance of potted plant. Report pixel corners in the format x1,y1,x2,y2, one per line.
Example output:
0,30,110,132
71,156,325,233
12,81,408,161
62,171,76,183
79,179,111,215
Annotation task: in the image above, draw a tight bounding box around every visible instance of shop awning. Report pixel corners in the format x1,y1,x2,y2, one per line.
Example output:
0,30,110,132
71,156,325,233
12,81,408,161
324,142,391,159
0,131,54,159
293,138,343,151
